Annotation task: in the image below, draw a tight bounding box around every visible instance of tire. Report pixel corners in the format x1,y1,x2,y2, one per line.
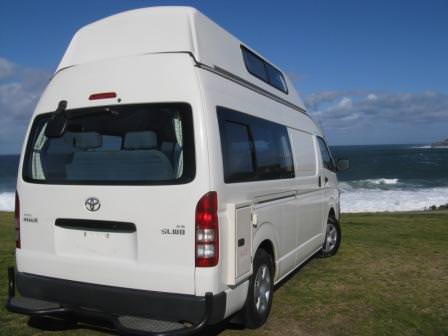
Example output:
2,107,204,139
243,248,274,329
317,215,341,258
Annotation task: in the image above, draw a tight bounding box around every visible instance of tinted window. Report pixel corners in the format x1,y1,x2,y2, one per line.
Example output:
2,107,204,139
317,137,335,171
241,46,288,93
266,64,288,93
243,49,268,82
23,103,195,185
251,120,294,179
218,107,294,183
221,121,255,181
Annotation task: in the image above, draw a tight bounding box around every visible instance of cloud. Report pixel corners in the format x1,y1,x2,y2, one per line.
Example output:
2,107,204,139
305,90,448,131
0,57,50,153
0,58,15,80
337,97,352,109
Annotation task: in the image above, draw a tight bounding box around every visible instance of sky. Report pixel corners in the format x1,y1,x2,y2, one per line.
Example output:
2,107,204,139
1,0,448,153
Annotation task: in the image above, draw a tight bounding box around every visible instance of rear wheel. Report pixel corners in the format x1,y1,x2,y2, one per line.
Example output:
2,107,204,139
243,248,274,329
317,215,341,258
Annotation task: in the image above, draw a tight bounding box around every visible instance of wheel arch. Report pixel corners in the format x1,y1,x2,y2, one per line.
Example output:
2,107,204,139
258,240,275,262
328,207,336,221
253,223,278,279
326,197,340,222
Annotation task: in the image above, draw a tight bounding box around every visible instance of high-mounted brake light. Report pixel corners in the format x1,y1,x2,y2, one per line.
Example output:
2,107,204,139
15,191,20,249
88,92,117,100
195,192,219,267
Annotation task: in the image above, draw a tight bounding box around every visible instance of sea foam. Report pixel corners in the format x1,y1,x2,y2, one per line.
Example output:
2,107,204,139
369,178,399,185
412,145,432,149
340,186,448,213
0,192,14,211
339,179,401,191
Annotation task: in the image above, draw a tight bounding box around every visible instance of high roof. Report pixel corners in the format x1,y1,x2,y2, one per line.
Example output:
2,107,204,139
58,6,305,109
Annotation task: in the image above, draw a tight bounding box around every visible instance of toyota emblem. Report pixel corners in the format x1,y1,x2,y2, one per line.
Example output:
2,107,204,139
85,197,101,212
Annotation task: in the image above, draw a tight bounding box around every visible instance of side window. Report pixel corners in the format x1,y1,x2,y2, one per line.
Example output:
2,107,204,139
289,129,317,177
243,49,268,82
266,64,288,93
218,107,294,183
317,137,335,172
251,120,294,179
241,46,288,93
221,120,255,182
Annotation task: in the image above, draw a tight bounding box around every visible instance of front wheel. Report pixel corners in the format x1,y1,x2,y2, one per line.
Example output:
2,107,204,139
242,248,274,329
317,215,341,258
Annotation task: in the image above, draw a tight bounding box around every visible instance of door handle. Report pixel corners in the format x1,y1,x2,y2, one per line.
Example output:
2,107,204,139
318,176,322,187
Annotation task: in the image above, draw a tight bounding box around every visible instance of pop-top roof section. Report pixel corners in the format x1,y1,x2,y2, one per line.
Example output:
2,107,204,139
57,7,197,71
57,6,305,109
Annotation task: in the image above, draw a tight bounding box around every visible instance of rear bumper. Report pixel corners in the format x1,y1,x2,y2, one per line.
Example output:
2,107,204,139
6,267,226,335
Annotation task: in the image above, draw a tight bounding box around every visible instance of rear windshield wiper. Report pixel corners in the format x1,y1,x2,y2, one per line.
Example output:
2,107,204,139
45,100,68,138
45,101,122,137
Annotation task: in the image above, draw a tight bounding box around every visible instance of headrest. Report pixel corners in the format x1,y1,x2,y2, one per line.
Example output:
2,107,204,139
124,131,157,150
74,132,102,149
160,142,174,152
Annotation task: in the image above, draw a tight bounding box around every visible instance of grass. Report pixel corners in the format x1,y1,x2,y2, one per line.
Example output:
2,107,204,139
0,211,447,336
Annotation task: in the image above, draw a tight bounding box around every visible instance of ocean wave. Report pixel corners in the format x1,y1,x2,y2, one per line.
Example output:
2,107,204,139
370,178,399,185
340,187,448,213
412,145,432,149
412,145,448,149
339,178,401,191
0,192,14,211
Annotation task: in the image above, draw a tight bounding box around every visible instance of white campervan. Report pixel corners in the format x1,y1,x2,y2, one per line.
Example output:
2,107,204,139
7,6,348,335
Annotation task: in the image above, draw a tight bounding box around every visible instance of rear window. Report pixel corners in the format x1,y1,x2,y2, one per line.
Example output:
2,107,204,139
23,103,195,185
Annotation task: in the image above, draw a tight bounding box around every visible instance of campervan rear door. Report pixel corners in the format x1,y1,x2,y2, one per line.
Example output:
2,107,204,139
15,53,209,295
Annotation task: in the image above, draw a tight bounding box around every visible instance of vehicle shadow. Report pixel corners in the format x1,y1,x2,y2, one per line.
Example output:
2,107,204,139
27,315,244,336
28,315,119,335
273,252,316,290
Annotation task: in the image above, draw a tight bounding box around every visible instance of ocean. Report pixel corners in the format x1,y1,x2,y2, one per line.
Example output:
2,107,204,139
0,144,448,212
0,155,19,211
333,144,448,212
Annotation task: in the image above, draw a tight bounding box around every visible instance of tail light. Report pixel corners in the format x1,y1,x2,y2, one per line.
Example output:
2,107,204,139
15,191,20,249
195,192,219,267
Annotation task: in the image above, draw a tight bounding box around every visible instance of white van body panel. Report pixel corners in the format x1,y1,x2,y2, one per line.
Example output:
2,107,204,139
17,53,211,295
57,6,305,111
14,6,340,326
58,7,197,71
196,68,325,285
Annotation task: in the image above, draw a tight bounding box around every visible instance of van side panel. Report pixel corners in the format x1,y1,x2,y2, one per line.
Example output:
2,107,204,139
289,131,325,260
196,66,324,297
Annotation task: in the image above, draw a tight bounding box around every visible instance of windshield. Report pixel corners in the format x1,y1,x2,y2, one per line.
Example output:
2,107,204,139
23,103,195,185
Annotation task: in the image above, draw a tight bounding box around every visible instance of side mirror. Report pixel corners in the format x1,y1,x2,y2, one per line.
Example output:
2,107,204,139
336,158,349,171
44,100,68,138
